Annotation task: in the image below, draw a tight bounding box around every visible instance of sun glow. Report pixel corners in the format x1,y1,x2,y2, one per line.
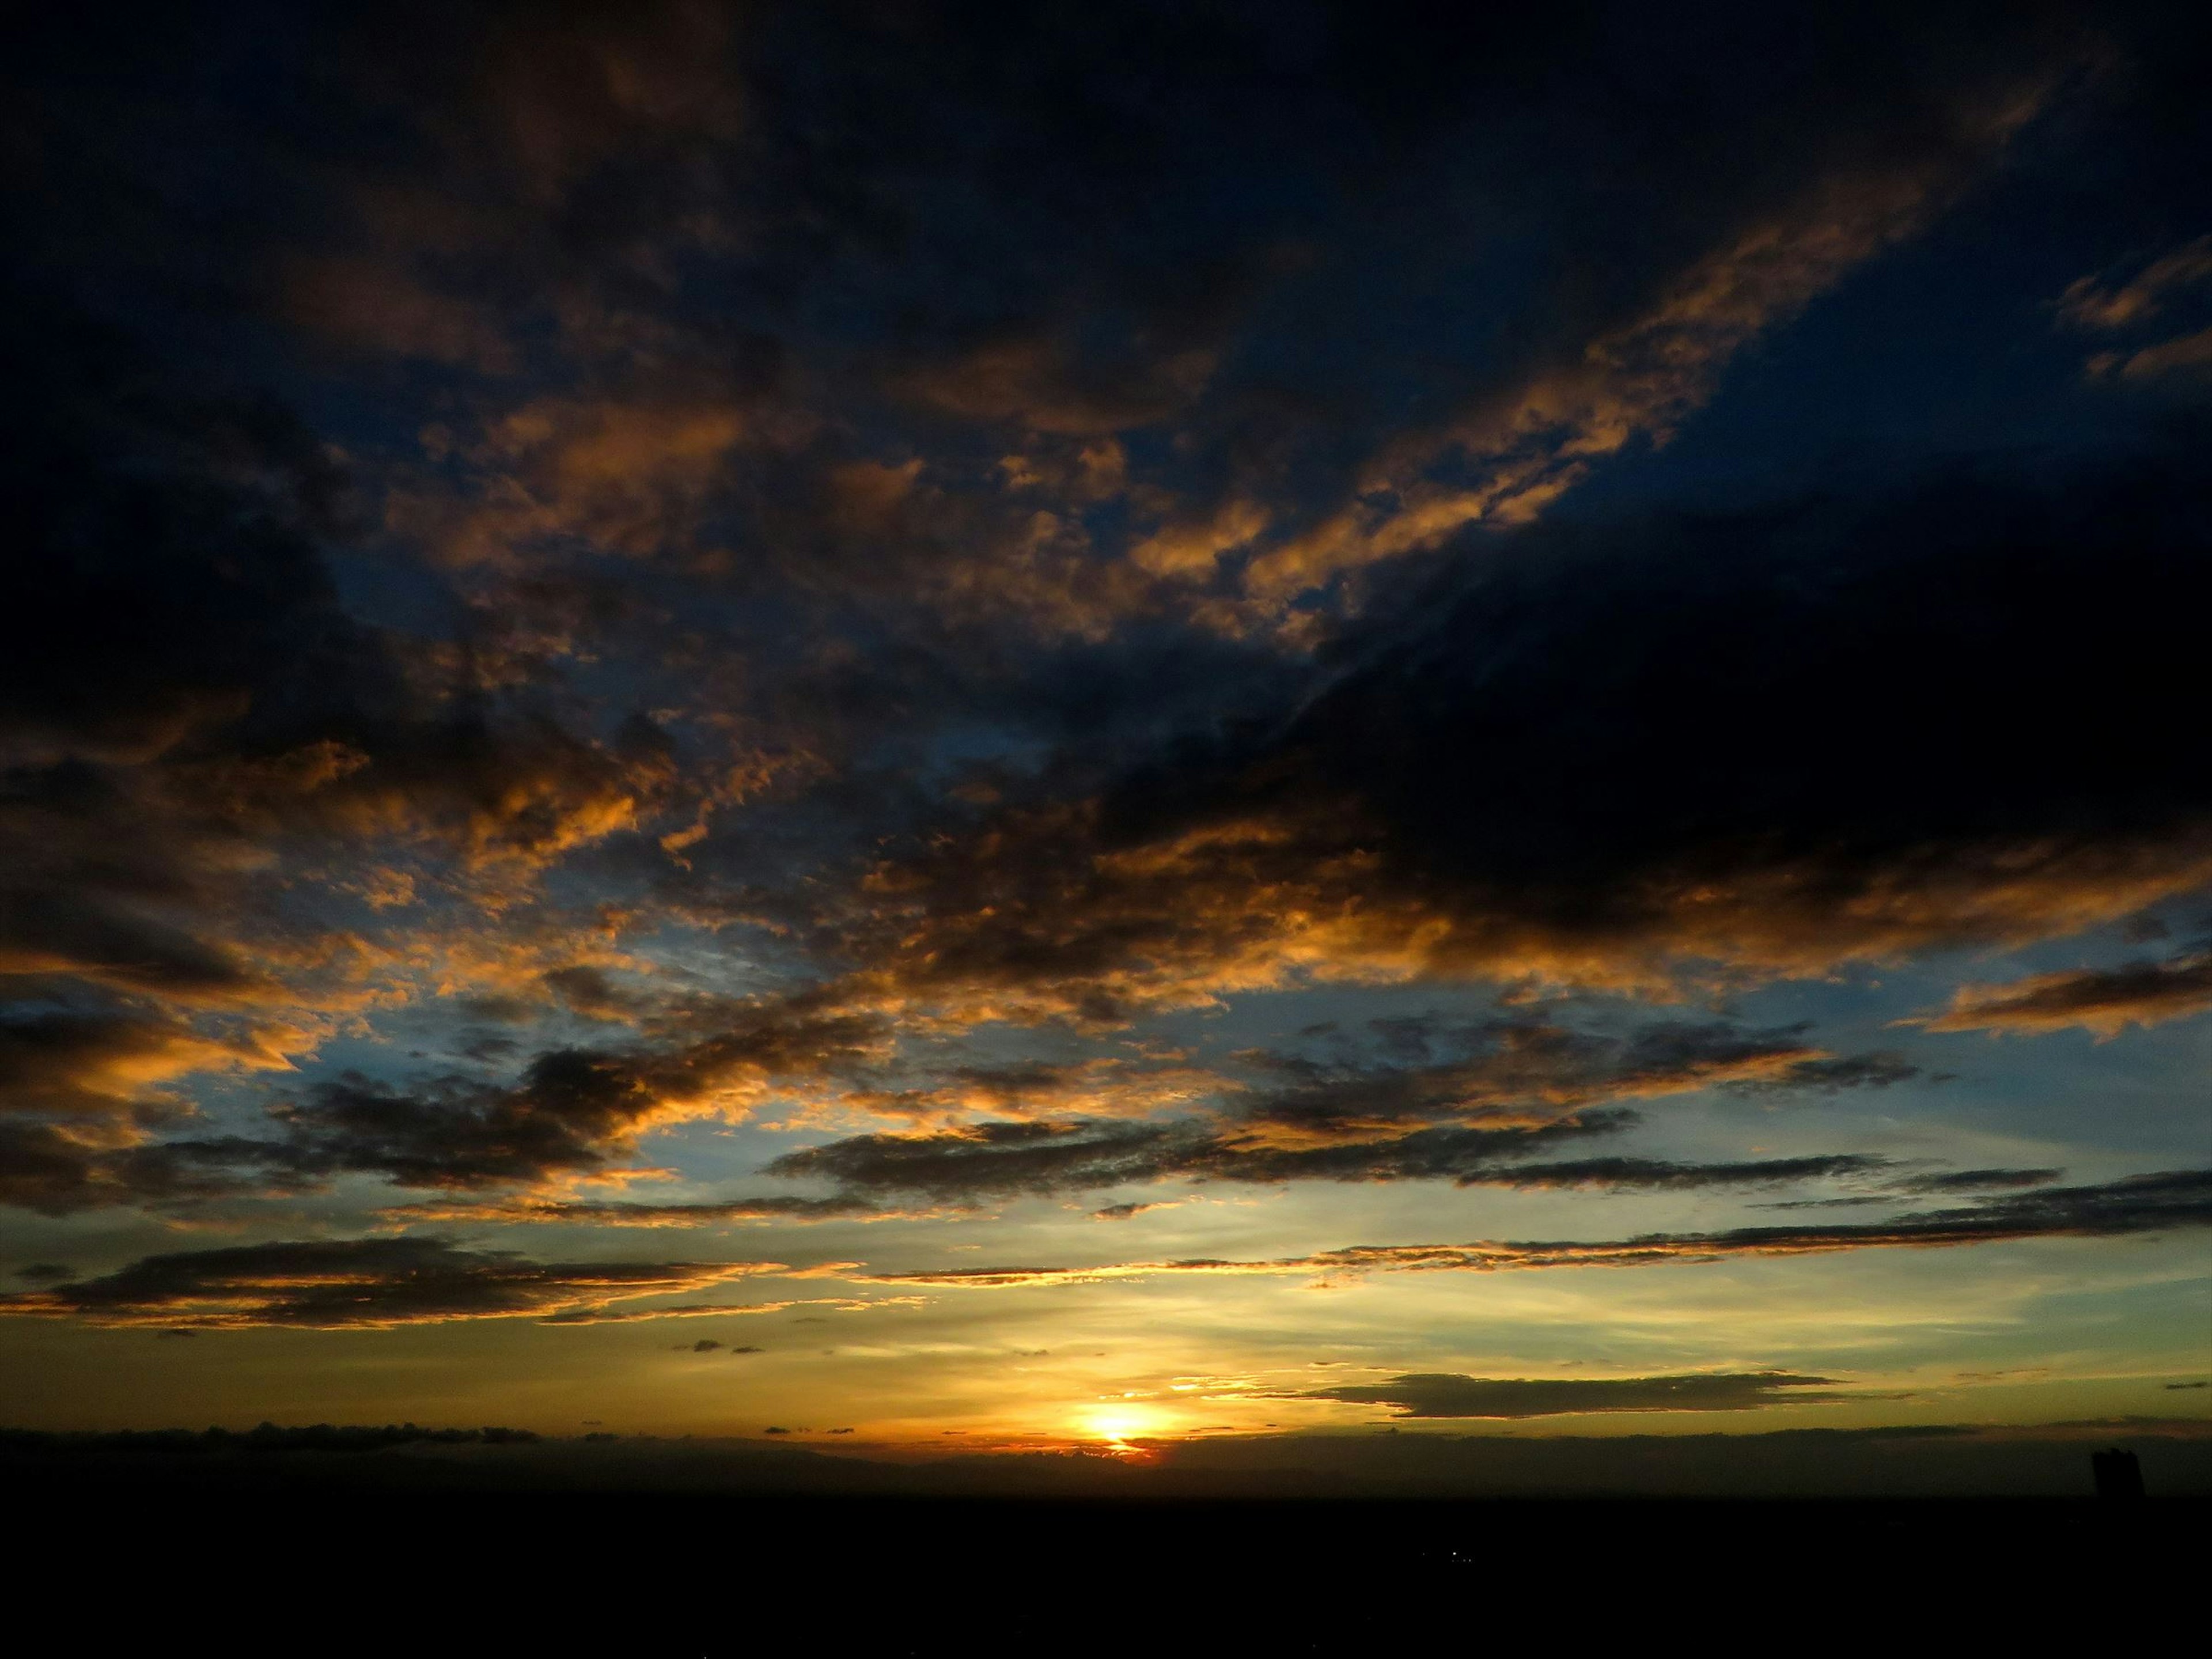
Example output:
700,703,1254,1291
1082,1405,1171,1453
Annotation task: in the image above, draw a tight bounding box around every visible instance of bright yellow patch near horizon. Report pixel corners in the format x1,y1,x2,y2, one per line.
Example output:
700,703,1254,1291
1082,1404,1172,1451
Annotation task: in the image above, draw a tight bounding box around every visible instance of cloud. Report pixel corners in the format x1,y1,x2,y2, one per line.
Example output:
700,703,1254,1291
1233,1017,1914,1142
1463,1155,1891,1192
2,1,2205,1267
2058,237,2212,331
1306,1370,1842,1419
2092,325,2212,382
1916,949,2212,1037
1243,137,2040,606
264,1002,889,1190
835,445,2212,1016
0,1010,285,1120
854,1168,2212,1287
836,1057,1222,1127
0,1237,787,1330
537,1295,891,1326
378,1195,908,1228
0,1121,310,1217
1892,1168,2065,1194
768,1117,1192,1200
768,1112,1900,1202
755,1010,1920,1200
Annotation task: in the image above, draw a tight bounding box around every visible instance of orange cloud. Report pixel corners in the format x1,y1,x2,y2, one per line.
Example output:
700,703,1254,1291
1913,950,2212,1038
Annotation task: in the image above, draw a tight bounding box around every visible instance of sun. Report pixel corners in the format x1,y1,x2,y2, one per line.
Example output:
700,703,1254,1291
1080,1404,1170,1453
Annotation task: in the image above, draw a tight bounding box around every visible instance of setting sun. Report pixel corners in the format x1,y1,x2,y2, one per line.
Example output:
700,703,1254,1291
1082,1406,1172,1451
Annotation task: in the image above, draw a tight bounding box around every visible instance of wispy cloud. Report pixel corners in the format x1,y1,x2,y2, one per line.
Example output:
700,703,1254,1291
1305,1370,1843,1419
1914,949,2212,1037
853,1169,2212,1287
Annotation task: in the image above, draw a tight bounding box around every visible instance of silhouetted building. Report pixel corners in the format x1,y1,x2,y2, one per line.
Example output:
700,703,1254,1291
2091,1448,2145,1499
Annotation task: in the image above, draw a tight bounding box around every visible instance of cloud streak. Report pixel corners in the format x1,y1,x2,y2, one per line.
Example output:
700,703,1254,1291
1916,949,2212,1037
1306,1370,1843,1419
853,1169,2212,1287
0,1237,789,1330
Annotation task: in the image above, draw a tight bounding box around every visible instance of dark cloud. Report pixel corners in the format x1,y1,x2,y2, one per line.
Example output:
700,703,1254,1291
769,1117,1190,1200
1234,1017,1914,1139
837,443,2212,1020
1466,1156,1889,1192
0,1423,540,1455
0,0,2204,1287
755,1008,1923,1200
379,1194,902,1228
0,1120,306,1217
0,1237,781,1329
278,1059,665,1192
0,999,891,1210
1895,1168,2066,1194
766,1109,1897,1200
1308,1370,1842,1419
264,1003,887,1191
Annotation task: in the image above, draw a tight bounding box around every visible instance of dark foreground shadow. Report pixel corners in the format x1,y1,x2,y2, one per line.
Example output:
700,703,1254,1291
11,1462,2203,1656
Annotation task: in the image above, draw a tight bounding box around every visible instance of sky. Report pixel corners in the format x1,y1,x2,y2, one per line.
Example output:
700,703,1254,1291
2,1,2207,1477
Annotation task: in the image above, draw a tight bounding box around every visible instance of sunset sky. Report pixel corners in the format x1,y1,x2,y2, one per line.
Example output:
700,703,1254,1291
3,1,2207,1470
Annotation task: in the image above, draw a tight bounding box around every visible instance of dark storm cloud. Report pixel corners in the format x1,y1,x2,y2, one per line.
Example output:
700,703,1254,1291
1307,1370,1841,1419
0,1237,782,1329
859,1168,2212,1286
